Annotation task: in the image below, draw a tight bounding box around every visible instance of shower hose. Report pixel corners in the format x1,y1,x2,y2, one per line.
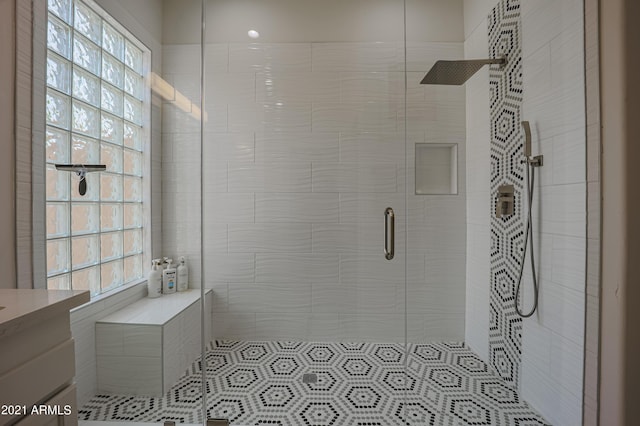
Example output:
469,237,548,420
514,159,539,318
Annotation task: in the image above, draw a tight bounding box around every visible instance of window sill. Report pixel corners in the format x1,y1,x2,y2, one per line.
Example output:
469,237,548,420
71,278,147,315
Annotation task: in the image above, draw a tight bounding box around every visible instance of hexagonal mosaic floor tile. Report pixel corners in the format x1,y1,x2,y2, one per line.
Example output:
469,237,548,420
79,341,548,425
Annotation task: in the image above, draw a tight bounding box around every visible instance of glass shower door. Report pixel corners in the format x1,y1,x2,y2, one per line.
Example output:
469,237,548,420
198,0,410,424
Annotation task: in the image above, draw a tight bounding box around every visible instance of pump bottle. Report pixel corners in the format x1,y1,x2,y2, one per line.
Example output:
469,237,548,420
162,259,177,294
177,256,189,292
147,259,162,298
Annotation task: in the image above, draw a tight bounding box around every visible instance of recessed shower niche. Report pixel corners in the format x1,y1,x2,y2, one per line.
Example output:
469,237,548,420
415,143,458,195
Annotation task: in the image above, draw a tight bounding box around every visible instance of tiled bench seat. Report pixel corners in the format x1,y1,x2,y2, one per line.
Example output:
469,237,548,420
95,289,212,396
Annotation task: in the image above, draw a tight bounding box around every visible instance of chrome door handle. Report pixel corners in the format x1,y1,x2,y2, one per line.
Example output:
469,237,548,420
384,207,395,260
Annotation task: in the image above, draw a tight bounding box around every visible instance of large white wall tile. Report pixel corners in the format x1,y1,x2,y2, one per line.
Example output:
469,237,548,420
311,223,384,253
405,281,465,314
162,45,201,74
97,355,162,395
521,362,583,426
229,102,312,133
170,73,201,105
201,161,228,192
206,73,256,104
203,133,255,162
95,324,123,356
339,193,405,223
162,104,202,134
203,221,228,254
551,234,587,292
255,193,339,223
401,101,437,132
256,72,340,103
254,314,341,341
205,43,230,72
423,254,467,288
228,162,312,192
210,282,229,312
211,313,256,340
521,0,583,57
522,44,552,102
311,282,402,314
255,132,339,162
536,182,586,238
312,103,397,132
123,325,162,357
407,220,466,253
340,314,404,342
463,0,500,39
162,194,201,227
229,224,311,253
229,43,312,72
407,72,429,102
548,331,584,399
228,283,312,313
551,128,586,185
203,104,229,133
534,280,585,348
312,162,397,193
523,81,586,142
203,193,254,223
339,132,407,164
255,253,339,283
312,42,402,72
339,254,418,285
207,254,255,282
340,72,405,103
422,313,465,341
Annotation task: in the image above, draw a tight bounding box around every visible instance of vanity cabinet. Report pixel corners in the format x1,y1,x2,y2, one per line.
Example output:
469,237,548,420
0,290,90,426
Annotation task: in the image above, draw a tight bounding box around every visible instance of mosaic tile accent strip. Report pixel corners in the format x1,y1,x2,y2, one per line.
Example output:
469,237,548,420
80,340,548,425
488,0,525,389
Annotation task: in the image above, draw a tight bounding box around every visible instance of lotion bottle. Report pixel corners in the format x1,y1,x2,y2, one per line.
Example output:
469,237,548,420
177,256,188,292
162,259,177,294
147,259,162,298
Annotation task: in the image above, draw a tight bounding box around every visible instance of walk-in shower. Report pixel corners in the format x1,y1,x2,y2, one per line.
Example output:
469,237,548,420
29,0,589,424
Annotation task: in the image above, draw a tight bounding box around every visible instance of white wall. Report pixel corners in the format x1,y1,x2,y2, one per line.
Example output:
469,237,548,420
463,0,586,425
162,0,467,343
520,1,586,425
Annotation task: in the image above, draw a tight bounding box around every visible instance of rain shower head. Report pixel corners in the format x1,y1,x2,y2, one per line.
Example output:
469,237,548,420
420,57,506,85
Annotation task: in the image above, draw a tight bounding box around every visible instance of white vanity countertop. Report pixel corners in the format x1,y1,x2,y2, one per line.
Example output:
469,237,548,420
0,289,90,338
97,288,212,326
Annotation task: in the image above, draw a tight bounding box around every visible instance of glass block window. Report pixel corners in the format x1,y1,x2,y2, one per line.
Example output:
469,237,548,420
45,0,148,296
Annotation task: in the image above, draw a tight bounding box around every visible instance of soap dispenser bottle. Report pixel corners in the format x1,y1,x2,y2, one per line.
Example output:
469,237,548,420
177,256,189,292
162,259,177,294
147,259,162,298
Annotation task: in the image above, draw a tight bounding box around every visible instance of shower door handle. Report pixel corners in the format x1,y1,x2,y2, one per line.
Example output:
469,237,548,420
384,207,395,260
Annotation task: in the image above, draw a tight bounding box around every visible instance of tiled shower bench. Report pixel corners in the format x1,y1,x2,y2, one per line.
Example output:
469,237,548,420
95,289,212,396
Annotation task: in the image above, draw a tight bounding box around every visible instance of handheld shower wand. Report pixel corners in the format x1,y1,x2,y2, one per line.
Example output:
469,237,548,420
515,122,543,318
